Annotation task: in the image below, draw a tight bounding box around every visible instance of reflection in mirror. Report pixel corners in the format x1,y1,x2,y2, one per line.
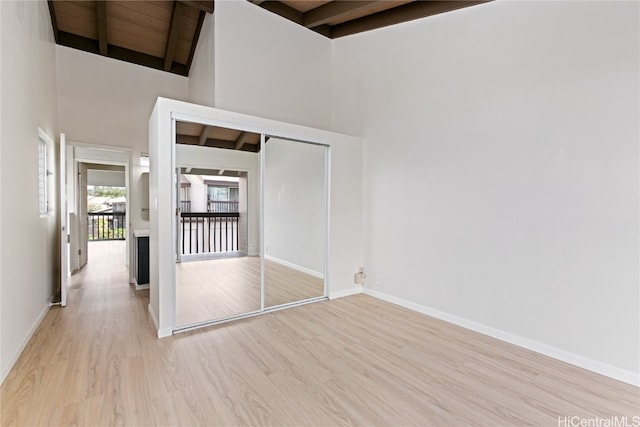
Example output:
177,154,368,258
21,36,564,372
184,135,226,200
174,121,261,327
264,137,327,308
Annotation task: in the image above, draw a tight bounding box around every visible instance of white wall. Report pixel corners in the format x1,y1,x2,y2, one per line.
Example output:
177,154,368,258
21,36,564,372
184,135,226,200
0,0,59,383
56,46,189,274
214,0,332,130
87,169,125,187
264,138,326,275
332,0,639,381
188,13,215,107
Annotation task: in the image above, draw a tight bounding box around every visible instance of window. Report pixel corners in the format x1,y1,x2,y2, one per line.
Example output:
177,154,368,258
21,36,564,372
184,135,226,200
38,133,50,215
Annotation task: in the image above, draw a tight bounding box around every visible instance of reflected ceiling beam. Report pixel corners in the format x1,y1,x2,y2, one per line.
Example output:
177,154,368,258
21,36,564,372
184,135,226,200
234,132,251,150
331,0,490,38
179,0,214,13
177,135,261,152
96,1,108,56
304,1,377,29
198,125,211,145
164,1,185,71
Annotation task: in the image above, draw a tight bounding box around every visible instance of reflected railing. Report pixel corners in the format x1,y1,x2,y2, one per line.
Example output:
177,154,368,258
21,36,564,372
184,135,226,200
207,200,239,213
181,212,239,255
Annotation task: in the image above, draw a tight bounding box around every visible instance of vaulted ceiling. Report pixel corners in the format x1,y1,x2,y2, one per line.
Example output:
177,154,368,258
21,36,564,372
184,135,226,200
48,1,489,77
48,1,214,76
251,0,489,39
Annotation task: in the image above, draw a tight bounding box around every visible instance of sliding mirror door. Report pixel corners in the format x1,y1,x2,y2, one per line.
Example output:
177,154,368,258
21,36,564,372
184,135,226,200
174,121,261,328
263,137,328,308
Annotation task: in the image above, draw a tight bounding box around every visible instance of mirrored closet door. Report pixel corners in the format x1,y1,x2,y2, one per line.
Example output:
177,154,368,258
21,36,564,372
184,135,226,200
263,137,328,308
174,121,261,327
172,121,329,330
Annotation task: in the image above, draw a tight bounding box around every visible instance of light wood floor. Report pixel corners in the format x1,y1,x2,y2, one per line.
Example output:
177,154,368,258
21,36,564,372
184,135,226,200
176,256,324,327
1,241,638,426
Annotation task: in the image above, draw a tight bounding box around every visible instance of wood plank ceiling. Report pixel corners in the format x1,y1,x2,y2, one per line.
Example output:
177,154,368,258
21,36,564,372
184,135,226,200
251,0,491,39
48,1,214,76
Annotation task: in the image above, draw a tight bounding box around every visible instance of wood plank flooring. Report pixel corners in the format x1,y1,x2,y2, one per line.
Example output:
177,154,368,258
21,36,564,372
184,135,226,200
176,256,324,327
1,240,638,426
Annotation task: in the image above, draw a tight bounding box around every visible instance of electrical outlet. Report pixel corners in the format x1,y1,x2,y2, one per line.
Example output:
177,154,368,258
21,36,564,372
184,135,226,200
354,267,366,285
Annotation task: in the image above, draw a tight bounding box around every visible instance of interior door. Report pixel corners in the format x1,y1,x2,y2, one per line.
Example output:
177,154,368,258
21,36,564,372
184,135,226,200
59,133,68,306
78,163,88,269
175,168,182,263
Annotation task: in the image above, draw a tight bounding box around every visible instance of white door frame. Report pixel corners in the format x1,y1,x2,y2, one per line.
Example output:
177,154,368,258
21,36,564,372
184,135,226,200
71,144,132,280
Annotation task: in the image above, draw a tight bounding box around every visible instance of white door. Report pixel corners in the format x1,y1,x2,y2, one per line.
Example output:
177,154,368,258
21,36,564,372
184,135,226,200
59,133,69,306
175,169,182,263
78,163,88,269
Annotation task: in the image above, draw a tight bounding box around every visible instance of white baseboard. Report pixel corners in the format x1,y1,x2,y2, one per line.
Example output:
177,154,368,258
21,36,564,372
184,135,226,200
148,304,173,338
265,255,324,279
158,327,173,338
1,300,51,385
329,286,363,300
363,288,639,387
134,282,149,291
148,303,159,329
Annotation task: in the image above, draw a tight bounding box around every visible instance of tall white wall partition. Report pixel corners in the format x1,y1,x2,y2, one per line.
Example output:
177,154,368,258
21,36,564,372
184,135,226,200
148,98,363,337
332,0,639,384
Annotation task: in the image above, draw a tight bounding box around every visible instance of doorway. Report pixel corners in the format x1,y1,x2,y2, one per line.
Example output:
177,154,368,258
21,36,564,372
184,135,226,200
68,146,131,295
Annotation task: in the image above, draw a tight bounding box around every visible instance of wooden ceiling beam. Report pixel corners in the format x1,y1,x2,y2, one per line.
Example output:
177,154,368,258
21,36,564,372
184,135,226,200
234,132,251,150
57,31,189,76
164,1,186,71
186,10,206,73
311,24,332,38
303,1,378,29
47,1,59,43
258,1,303,25
96,1,108,56
178,0,214,14
198,126,211,146
330,0,491,39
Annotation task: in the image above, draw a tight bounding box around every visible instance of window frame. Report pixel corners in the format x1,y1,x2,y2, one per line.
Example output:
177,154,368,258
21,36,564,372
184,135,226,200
38,128,54,217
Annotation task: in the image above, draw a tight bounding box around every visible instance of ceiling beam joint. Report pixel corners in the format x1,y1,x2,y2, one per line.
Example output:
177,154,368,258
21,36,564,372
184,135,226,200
259,1,303,25
303,1,377,29
178,1,214,14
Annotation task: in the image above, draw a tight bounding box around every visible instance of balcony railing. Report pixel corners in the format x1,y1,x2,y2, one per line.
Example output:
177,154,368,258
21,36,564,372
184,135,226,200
207,200,239,213
88,212,126,241
180,212,240,255
180,200,191,213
